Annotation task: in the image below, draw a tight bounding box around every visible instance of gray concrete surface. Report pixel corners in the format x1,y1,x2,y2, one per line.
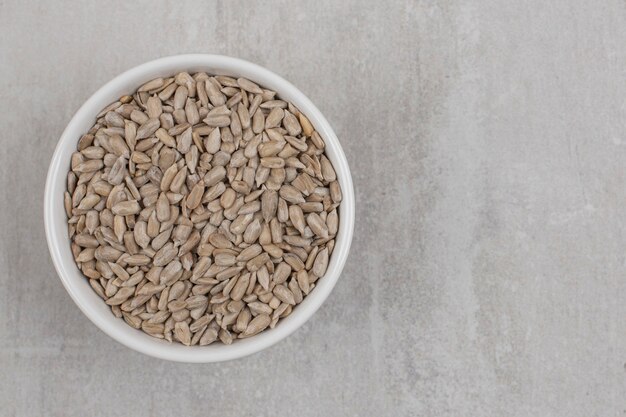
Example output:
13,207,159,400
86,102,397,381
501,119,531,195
1,0,626,415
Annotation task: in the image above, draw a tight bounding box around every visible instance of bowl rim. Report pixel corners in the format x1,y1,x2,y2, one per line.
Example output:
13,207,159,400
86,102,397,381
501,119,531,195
44,54,355,362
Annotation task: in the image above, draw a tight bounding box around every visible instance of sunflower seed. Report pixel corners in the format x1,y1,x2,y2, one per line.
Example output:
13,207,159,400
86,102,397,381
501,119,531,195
236,78,263,94
111,200,140,216
240,313,270,338
306,212,329,239
174,321,192,345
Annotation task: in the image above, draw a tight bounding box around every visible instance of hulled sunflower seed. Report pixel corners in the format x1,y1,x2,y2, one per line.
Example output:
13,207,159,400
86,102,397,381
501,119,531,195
240,314,270,338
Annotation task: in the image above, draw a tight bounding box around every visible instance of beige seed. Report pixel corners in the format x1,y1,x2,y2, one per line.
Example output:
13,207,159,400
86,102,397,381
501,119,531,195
273,262,292,285
124,120,137,151
156,193,170,222
106,287,135,306
177,127,193,154
153,242,177,267
130,109,149,125
306,212,329,239
191,256,212,279
146,96,162,119
236,77,263,94
320,155,336,182
329,181,342,203
230,273,249,301
259,222,272,245
248,301,272,316
270,218,283,244
125,254,151,266
215,252,236,267
203,105,231,127
155,128,176,147
300,202,324,213
292,172,317,196
75,248,95,263
218,328,233,345
113,215,126,242
230,213,254,235
81,146,105,160
85,210,99,234
312,247,329,277
199,327,219,345
112,200,140,216
244,134,262,158
279,185,305,204
236,244,263,262
216,266,243,281
185,99,200,125
138,78,164,92
298,112,314,136
94,246,122,262
204,127,221,154
282,235,311,248
76,194,100,211
178,230,200,256
234,308,251,333
282,111,302,136
136,118,160,140
243,218,262,243
256,266,270,291
240,314,271,338
273,285,295,305
204,182,226,202
255,166,270,187
252,107,265,133
277,197,289,223
258,141,285,158
174,322,192,346
204,166,226,187
289,205,306,235
74,159,104,173
151,229,172,251
160,164,178,192
169,168,187,193
168,281,186,302
327,209,338,235
288,279,303,304
142,322,165,337
283,253,304,271
122,271,144,287
208,233,233,249
244,189,264,204
206,80,226,106
265,108,284,129
173,85,188,109
147,211,160,238
220,188,236,208
263,244,283,258
260,157,285,169
160,260,183,285
64,192,72,217
297,270,310,294
261,190,278,222
186,180,205,209
246,252,270,272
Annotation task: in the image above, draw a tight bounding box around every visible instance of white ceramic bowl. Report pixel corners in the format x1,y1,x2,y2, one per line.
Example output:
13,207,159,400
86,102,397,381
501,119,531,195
44,54,354,363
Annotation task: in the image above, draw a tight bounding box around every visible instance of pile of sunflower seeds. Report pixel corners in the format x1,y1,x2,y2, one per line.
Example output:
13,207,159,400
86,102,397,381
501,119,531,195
65,72,341,345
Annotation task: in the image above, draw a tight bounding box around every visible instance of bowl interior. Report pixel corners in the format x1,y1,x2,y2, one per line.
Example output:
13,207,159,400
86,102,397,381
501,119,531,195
45,54,354,362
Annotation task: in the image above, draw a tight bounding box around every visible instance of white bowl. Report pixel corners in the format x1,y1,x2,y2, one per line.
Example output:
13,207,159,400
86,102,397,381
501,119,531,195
44,54,354,363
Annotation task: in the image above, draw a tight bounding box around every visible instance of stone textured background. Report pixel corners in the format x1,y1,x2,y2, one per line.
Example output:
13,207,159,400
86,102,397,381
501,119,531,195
2,1,626,415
